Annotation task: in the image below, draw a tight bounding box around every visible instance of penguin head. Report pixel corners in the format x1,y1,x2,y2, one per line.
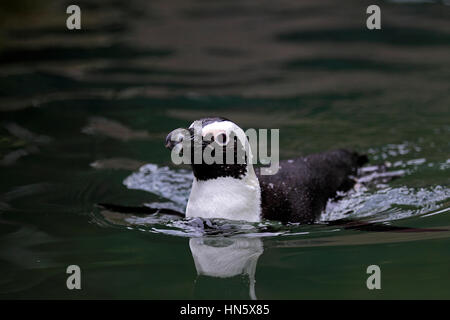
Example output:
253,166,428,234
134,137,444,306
165,117,254,181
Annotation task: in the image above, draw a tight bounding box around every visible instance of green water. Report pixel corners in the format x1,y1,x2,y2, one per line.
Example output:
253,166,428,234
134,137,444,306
0,0,449,299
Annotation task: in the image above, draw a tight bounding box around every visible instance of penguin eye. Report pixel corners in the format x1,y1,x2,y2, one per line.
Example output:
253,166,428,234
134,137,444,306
215,132,228,146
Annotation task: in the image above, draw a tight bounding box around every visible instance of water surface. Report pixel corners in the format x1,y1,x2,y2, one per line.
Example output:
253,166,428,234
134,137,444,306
0,0,449,299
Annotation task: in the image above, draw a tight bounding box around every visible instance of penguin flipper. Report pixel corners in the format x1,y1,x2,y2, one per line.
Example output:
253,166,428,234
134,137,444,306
96,203,185,217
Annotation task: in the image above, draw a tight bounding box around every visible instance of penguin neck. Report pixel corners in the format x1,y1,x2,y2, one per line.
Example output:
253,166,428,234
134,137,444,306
186,164,261,222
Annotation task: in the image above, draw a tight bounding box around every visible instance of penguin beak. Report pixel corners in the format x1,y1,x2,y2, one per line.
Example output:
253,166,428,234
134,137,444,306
165,129,183,150
165,131,176,150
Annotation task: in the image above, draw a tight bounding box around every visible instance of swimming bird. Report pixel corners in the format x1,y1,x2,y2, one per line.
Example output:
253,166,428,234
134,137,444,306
100,117,448,233
163,117,368,224
100,117,446,232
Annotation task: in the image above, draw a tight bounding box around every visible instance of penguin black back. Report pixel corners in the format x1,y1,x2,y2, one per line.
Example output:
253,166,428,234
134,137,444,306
257,149,368,223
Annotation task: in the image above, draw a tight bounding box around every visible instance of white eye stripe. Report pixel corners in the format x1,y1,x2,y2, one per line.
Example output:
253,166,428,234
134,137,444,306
199,120,250,150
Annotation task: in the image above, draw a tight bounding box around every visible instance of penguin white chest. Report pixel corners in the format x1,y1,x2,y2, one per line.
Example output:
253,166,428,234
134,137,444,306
186,177,261,222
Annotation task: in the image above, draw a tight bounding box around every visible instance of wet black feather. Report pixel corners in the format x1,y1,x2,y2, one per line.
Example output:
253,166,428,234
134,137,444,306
257,149,368,223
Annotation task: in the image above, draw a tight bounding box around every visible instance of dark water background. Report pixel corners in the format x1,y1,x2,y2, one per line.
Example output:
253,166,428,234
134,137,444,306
0,0,449,299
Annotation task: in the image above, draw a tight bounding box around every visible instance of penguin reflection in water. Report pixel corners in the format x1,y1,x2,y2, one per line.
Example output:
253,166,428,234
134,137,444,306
189,237,263,300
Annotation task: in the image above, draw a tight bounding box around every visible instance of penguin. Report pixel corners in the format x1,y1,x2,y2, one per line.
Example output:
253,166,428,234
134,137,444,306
163,117,369,224
99,118,450,232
